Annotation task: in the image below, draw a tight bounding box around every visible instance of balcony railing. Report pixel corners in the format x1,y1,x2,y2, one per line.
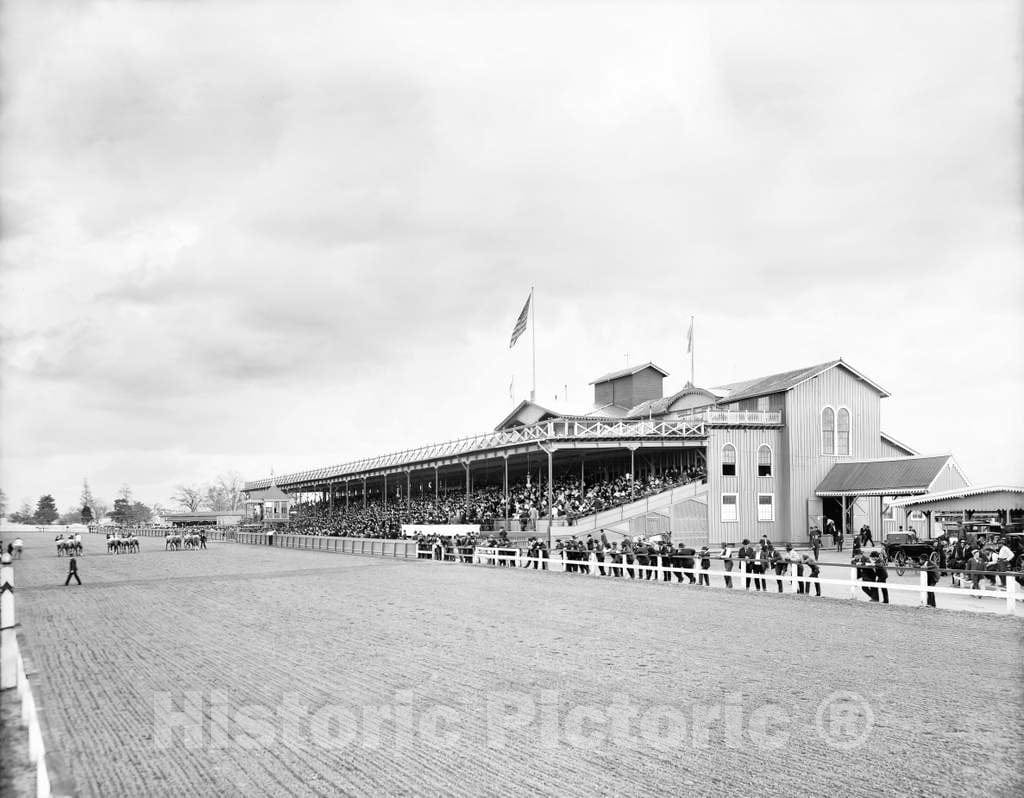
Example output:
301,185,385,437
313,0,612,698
244,417,708,491
677,409,783,426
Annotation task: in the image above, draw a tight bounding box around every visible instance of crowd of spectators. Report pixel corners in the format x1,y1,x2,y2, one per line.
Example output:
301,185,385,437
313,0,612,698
286,466,706,538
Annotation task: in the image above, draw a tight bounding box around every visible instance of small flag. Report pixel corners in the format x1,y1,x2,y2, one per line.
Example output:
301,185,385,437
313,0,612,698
509,293,531,348
509,377,514,400
686,317,694,354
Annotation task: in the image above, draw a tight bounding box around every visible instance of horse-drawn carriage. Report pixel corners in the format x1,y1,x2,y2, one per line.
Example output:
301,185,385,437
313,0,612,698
881,533,938,576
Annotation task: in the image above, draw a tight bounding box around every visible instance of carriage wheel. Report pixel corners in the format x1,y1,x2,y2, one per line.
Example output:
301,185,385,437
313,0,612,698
894,551,907,576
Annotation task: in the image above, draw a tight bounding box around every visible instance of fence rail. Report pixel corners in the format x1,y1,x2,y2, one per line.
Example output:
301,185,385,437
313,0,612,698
233,532,420,558
413,549,1024,616
1,554,74,797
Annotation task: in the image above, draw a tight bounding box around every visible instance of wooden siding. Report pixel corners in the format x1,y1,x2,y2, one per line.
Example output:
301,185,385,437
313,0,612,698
705,427,785,542
784,366,888,541
879,437,915,458
929,461,970,493
631,367,665,406
734,392,785,413
594,382,613,406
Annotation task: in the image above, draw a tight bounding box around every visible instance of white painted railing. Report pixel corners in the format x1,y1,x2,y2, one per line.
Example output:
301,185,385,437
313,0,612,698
564,479,707,533
1,554,72,797
244,417,709,491
414,549,1023,616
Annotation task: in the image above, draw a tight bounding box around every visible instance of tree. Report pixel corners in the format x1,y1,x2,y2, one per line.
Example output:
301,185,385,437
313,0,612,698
57,508,81,525
33,494,59,525
173,484,204,512
131,502,152,524
80,481,96,524
110,498,152,526
92,501,110,524
8,501,33,524
0,487,6,518
204,471,244,512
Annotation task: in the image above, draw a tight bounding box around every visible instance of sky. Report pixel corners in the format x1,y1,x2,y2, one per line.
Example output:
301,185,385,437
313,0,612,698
1,0,1022,514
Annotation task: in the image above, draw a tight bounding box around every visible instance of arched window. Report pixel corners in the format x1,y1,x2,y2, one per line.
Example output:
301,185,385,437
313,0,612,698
758,445,772,477
837,408,851,456
722,444,736,476
821,408,835,455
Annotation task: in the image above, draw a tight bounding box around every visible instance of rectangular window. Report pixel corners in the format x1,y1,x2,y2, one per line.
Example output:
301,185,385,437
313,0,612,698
757,493,774,522
721,493,738,522
757,396,770,412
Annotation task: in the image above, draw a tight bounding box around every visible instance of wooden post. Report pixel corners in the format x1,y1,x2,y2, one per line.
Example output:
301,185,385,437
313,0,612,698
1006,572,1018,616
850,565,859,599
1,553,16,689
434,466,439,501
406,470,411,513
383,473,388,510
503,454,509,531
463,461,471,519
919,569,928,607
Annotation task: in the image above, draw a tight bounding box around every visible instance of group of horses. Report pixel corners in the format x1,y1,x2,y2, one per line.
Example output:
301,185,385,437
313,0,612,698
106,533,140,554
164,532,205,551
55,534,83,557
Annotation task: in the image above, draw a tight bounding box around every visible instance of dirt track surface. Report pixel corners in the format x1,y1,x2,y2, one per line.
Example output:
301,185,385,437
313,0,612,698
5,531,1023,797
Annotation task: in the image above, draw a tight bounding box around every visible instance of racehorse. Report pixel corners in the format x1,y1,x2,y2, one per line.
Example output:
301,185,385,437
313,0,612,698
164,533,182,551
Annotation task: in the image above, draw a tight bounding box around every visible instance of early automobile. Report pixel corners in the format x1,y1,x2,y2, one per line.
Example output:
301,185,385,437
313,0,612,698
882,533,940,575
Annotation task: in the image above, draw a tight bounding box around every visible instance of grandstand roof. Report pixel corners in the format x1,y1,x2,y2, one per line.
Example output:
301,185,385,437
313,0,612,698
815,455,954,496
713,359,890,403
625,383,721,418
245,486,290,502
589,362,669,385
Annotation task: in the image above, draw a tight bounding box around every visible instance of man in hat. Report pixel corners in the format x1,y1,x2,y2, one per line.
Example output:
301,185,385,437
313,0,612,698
64,555,82,586
870,551,889,603
801,551,821,596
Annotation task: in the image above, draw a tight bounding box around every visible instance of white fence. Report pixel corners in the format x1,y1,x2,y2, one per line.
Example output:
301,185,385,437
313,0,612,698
1,554,72,797
416,549,1023,616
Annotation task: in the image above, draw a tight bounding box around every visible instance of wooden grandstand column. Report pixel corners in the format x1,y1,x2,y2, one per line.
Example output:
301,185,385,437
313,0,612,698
462,460,471,519
626,443,641,500
362,477,367,508
434,466,439,501
345,480,349,511
406,469,411,512
329,485,333,513
384,473,388,510
503,454,509,530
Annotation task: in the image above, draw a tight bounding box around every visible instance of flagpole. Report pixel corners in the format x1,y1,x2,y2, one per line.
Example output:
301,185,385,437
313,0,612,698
690,315,695,385
530,285,536,402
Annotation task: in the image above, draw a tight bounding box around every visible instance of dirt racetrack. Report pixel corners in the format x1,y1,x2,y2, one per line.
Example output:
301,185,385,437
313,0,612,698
5,530,1023,797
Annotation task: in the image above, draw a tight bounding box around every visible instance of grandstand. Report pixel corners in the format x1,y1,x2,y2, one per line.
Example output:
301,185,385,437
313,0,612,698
243,358,970,545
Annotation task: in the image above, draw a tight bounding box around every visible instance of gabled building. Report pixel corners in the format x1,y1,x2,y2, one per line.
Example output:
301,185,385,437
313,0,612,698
244,357,970,545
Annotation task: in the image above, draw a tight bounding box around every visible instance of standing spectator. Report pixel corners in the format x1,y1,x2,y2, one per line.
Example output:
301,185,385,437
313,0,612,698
13,538,23,559
922,549,940,608
698,546,711,586
786,544,803,594
996,538,1015,588
825,518,837,547
678,543,697,585
719,542,733,588
810,528,822,560
855,554,877,601
64,555,82,586
862,525,874,547
772,549,787,593
801,552,821,596
871,552,889,604
967,548,986,595
835,523,844,553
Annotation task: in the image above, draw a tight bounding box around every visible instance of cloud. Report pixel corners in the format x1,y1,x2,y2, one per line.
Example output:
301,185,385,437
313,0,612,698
1,1,1021,509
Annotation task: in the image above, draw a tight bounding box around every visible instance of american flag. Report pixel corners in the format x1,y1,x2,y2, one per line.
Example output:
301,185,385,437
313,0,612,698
509,293,531,348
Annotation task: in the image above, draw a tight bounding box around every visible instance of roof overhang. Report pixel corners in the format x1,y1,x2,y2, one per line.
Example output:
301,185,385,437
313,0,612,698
889,486,1024,508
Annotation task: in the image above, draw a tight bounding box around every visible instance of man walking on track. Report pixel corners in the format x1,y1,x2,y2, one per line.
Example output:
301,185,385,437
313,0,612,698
64,555,82,586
